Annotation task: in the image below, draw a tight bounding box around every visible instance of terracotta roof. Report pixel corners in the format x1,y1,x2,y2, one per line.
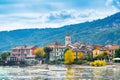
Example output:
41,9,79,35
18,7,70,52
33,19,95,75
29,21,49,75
58,46,66,48
12,45,37,50
73,42,84,47
49,41,63,46
48,41,66,48
109,45,119,50
8,56,26,58
99,47,108,51
105,44,119,50
92,44,103,48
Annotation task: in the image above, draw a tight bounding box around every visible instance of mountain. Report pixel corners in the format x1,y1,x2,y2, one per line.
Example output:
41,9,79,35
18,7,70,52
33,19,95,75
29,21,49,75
0,12,120,52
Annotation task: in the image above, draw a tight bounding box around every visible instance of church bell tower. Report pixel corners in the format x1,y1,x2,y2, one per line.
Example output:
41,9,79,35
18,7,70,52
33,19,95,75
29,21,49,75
65,32,71,46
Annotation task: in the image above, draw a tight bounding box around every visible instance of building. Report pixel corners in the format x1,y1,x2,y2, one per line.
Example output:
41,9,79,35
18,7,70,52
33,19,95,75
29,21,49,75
105,44,119,52
65,32,71,46
47,32,120,61
7,45,38,62
48,32,72,61
105,44,119,57
92,45,109,57
48,42,66,61
68,42,93,52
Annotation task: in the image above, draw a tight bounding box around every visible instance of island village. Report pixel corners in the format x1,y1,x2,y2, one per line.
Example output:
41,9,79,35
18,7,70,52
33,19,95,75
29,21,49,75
0,32,120,66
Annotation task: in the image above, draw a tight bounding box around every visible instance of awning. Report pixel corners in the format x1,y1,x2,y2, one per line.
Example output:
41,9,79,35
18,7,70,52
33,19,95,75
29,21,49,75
113,58,120,60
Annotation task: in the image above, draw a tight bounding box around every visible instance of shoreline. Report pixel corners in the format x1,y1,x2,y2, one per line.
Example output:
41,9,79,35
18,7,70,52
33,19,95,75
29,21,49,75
47,64,120,69
0,64,120,69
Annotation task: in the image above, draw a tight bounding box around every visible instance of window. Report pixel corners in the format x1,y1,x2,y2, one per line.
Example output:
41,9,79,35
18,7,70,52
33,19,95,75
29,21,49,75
21,49,25,53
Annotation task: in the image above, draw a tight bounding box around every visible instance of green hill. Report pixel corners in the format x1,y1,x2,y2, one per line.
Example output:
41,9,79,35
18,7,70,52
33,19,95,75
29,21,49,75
0,12,120,52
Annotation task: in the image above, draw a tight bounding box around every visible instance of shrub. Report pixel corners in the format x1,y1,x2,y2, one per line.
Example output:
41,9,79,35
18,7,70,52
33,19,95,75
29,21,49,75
73,60,82,64
73,60,87,65
89,62,94,66
89,60,106,66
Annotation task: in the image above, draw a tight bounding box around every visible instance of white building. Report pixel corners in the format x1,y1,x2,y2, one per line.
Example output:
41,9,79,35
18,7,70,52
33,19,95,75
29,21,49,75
65,32,71,46
48,42,66,61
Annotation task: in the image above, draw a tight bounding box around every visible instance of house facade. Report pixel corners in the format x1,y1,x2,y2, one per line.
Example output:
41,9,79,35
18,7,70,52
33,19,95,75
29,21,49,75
7,45,38,62
92,45,109,57
48,42,66,61
47,33,119,61
48,32,72,61
105,44,119,54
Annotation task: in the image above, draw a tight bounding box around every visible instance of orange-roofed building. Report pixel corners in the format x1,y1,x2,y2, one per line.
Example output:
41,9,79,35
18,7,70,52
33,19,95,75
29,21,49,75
7,45,38,62
105,44,120,56
93,45,109,57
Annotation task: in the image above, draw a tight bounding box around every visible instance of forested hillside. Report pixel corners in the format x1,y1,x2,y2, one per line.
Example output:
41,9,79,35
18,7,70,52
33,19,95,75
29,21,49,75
0,12,120,52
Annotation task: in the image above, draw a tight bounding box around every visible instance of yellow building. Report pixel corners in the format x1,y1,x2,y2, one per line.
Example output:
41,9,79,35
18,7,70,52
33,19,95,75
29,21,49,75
93,45,109,57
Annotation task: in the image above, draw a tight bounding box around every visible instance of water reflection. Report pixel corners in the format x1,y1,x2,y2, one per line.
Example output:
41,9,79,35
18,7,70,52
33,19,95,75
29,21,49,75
65,68,76,80
0,66,120,80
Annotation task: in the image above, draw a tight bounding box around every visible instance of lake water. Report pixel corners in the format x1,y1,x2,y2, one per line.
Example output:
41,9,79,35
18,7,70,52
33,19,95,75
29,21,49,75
0,65,120,80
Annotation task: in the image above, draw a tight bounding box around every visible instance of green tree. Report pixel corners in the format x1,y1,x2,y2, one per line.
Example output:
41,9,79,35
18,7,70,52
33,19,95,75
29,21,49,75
85,52,93,61
44,46,53,64
114,48,120,58
102,52,108,59
97,52,108,60
0,52,10,60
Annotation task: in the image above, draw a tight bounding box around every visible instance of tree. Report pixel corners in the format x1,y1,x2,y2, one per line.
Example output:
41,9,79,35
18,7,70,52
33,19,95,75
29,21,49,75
97,53,103,60
44,46,53,63
34,48,45,59
102,52,108,59
0,52,10,60
64,49,76,64
64,48,70,54
114,48,120,58
85,52,93,61
63,48,70,60
97,52,108,60
77,51,84,60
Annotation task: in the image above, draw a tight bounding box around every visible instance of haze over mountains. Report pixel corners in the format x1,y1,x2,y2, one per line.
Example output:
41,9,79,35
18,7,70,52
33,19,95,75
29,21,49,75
0,12,120,52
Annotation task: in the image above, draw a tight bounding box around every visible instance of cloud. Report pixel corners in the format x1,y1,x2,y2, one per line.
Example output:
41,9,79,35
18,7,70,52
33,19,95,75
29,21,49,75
106,0,120,9
0,8,119,31
47,11,73,22
113,0,120,9
0,0,112,14
0,0,119,31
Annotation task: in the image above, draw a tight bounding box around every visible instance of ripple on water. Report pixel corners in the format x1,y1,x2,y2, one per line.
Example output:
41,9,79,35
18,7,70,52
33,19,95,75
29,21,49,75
0,66,120,80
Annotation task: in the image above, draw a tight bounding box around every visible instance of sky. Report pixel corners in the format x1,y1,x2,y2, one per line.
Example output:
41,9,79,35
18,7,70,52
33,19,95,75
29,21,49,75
0,0,120,31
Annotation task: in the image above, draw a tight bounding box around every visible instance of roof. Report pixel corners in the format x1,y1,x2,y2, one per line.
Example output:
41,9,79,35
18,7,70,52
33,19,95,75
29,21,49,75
48,41,66,48
49,41,63,46
12,45,37,50
105,44,119,50
73,42,85,47
68,43,94,52
92,44,103,48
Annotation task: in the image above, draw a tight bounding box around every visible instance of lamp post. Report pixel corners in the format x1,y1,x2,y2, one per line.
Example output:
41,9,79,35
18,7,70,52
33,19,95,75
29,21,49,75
75,47,78,62
54,46,57,65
